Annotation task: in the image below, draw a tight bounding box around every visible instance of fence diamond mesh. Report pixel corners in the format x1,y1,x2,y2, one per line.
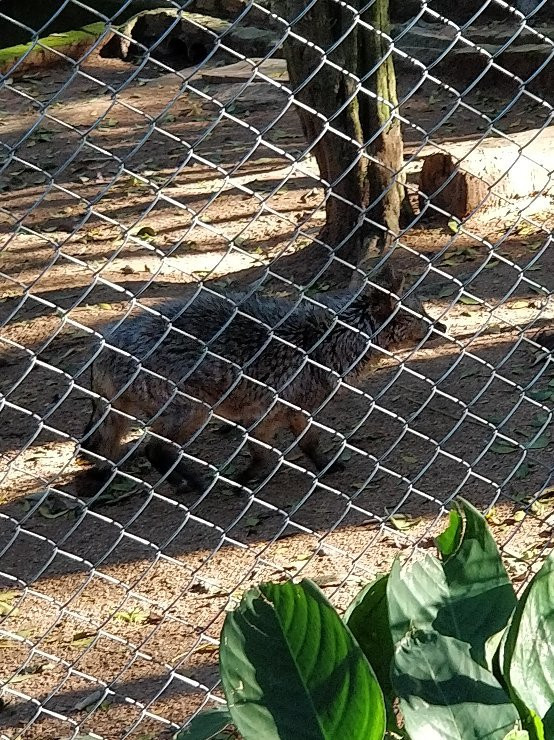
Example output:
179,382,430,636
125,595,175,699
1,0,554,737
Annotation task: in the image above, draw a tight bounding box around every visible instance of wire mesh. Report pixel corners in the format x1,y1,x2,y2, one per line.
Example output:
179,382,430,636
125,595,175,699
1,0,554,736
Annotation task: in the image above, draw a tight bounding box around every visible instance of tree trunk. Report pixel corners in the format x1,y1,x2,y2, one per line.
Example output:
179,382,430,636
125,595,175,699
277,0,409,270
359,0,413,235
279,1,368,268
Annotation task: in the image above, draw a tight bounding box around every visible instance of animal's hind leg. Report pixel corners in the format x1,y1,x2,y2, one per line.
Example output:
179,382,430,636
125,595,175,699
288,411,343,474
145,402,209,492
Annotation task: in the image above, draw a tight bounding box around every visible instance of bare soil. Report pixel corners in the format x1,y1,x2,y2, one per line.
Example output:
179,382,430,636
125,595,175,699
1,46,554,739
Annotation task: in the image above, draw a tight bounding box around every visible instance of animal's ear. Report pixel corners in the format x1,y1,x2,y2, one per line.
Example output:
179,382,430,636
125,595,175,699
368,262,404,324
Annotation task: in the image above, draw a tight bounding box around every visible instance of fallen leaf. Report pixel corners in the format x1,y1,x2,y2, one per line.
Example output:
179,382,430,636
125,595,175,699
312,574,343,588
70,631,97,648
114,607,150,625
438,284,457,298
528,389,553,402
0,591,20,616
191,642,218,655
490,441,518,454
135,225,157,239
511,300,530,309
447,219,460,233
401,453,418,464
98,117,118,128
530,412,551,429
441,256,462,267
514,462,530,480
388,513,420,531
74,689,105,711
526,434,550,450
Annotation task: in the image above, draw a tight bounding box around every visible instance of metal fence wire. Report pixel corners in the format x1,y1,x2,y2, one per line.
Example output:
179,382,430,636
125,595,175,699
1,0,554,736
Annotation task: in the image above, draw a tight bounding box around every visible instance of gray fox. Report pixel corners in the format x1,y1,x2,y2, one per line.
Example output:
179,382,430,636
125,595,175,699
79,262,445,492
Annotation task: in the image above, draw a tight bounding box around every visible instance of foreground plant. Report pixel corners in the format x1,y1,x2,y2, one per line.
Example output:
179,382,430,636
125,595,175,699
178,499,554,740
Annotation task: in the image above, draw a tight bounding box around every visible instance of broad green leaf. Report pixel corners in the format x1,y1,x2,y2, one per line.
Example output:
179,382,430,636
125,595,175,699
392,630,521,740
388,499,516,666
484,628,505,675
502,553,554,734
175,707,233,739
220,579,385,740
345,575,394,700
436,498,516,663
435,509,462,557
388,555,444,645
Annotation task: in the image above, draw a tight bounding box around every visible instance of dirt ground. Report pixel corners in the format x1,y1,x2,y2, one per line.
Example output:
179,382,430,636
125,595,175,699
1,41,554,740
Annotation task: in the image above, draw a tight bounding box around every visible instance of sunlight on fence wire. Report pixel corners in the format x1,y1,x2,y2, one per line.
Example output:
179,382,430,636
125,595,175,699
1,0,554,736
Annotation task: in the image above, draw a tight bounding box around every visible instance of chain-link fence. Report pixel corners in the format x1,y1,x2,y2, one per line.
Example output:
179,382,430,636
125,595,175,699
1,0,554,736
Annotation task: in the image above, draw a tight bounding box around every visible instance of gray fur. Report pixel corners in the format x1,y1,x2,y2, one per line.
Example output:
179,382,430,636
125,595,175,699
80,266,444,491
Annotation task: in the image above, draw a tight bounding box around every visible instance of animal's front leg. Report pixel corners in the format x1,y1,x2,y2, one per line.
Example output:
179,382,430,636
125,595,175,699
233,414,281,485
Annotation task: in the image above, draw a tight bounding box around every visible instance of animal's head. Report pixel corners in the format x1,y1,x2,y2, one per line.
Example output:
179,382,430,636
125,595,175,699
354,261,446,349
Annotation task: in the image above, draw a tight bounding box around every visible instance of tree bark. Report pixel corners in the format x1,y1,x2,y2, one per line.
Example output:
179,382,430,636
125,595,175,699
278,0,409,269
359,0,412,236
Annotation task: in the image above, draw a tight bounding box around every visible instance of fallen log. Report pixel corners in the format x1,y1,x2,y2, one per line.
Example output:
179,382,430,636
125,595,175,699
419,126,554,219
99,9,280,67
0,23,105,78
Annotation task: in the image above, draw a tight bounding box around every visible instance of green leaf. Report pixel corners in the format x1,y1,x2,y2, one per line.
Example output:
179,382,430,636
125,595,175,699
345,575,394,702
135,225,157,239
389,513,420,531
514,462,530,480
484,628,505,674
448,219,460,233
458,294,480,305
0,591,20,616
175,707,233,739
491,442,519,454
387,556,443,645
437,499,517,662
503,731,529,740
439,284,458,298
393,630,520,740
525,434,549,450
435,509,462,557
388,499,516,666
220,579,385,740
528,389,553,402
502,553,554,734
